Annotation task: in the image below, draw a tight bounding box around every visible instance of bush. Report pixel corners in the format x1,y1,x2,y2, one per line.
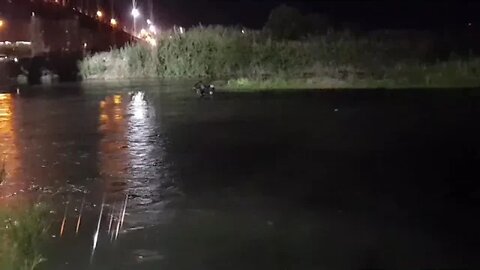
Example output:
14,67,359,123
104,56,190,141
79,26,380,80
79,26,480,89
0,204,50,270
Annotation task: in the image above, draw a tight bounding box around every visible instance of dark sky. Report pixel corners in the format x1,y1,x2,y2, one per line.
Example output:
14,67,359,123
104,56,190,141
0,0,477,30
116,0,477,30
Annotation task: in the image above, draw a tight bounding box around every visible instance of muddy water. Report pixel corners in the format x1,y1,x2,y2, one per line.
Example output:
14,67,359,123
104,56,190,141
0,82,480,270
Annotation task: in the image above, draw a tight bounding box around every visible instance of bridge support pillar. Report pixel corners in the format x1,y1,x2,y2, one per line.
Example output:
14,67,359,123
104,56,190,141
30,14,46,57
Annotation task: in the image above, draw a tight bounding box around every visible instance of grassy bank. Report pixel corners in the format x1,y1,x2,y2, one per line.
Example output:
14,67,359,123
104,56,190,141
79,26,480,90
0,203,50,270
223,59,480,90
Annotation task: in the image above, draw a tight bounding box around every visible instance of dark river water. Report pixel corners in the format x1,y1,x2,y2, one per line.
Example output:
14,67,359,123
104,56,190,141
1,81,480,270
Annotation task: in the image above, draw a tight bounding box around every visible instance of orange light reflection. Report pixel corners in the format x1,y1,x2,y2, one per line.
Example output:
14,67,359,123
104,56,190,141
0,93,21,206
98,95,129,203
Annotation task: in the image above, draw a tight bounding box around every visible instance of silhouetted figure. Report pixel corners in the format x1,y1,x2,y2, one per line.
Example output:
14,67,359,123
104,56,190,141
193,81,215,97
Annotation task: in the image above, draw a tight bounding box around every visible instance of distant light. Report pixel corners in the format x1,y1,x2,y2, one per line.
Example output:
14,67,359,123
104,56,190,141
0,20,4,28
13,57,18,63
110,18,118,26
83,42,87,48
179,26,184,34
241,29,246,34
31,12,35,17
468,22,472,26
147,19,152,25
149,25,156,34
96,10,103,18
131,8,140,18
113,95,122,105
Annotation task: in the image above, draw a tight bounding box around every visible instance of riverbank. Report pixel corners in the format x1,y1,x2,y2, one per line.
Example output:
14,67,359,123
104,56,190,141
221,59,480,90
224,74,480,90
79,26,480,90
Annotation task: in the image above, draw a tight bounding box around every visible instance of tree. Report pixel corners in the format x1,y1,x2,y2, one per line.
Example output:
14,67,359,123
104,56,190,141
264,5,306,40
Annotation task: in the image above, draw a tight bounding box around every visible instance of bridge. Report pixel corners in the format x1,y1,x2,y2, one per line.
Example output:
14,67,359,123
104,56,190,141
0,0,138,57
0,0,144,85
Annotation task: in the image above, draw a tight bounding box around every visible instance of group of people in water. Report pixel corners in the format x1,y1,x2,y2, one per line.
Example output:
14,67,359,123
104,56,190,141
193,81,215,97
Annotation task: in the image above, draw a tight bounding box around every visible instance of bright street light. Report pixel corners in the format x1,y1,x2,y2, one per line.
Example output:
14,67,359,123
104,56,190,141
131,8,140,18
0,20,4,28
131,7,140,35
110,18,118,26
96,10,103,18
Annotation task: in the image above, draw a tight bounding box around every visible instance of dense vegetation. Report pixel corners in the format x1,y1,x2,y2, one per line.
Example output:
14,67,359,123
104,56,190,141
0,203,50,270
79,5,480,89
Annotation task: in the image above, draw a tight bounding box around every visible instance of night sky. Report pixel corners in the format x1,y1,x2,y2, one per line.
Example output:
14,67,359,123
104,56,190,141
0,0,478,30
122,0,477,30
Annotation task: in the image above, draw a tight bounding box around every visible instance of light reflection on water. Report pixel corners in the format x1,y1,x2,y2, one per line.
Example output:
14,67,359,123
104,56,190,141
98,93,129,201
125,91,176,228
88,91,177,263
0,93,23,206
97,91,176,225
0,88,179,268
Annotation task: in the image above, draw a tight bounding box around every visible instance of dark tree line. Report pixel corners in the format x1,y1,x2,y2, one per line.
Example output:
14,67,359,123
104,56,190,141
263,4,331,40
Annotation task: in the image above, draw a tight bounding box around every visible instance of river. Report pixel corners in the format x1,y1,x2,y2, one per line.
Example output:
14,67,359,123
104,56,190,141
0,81,479,269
